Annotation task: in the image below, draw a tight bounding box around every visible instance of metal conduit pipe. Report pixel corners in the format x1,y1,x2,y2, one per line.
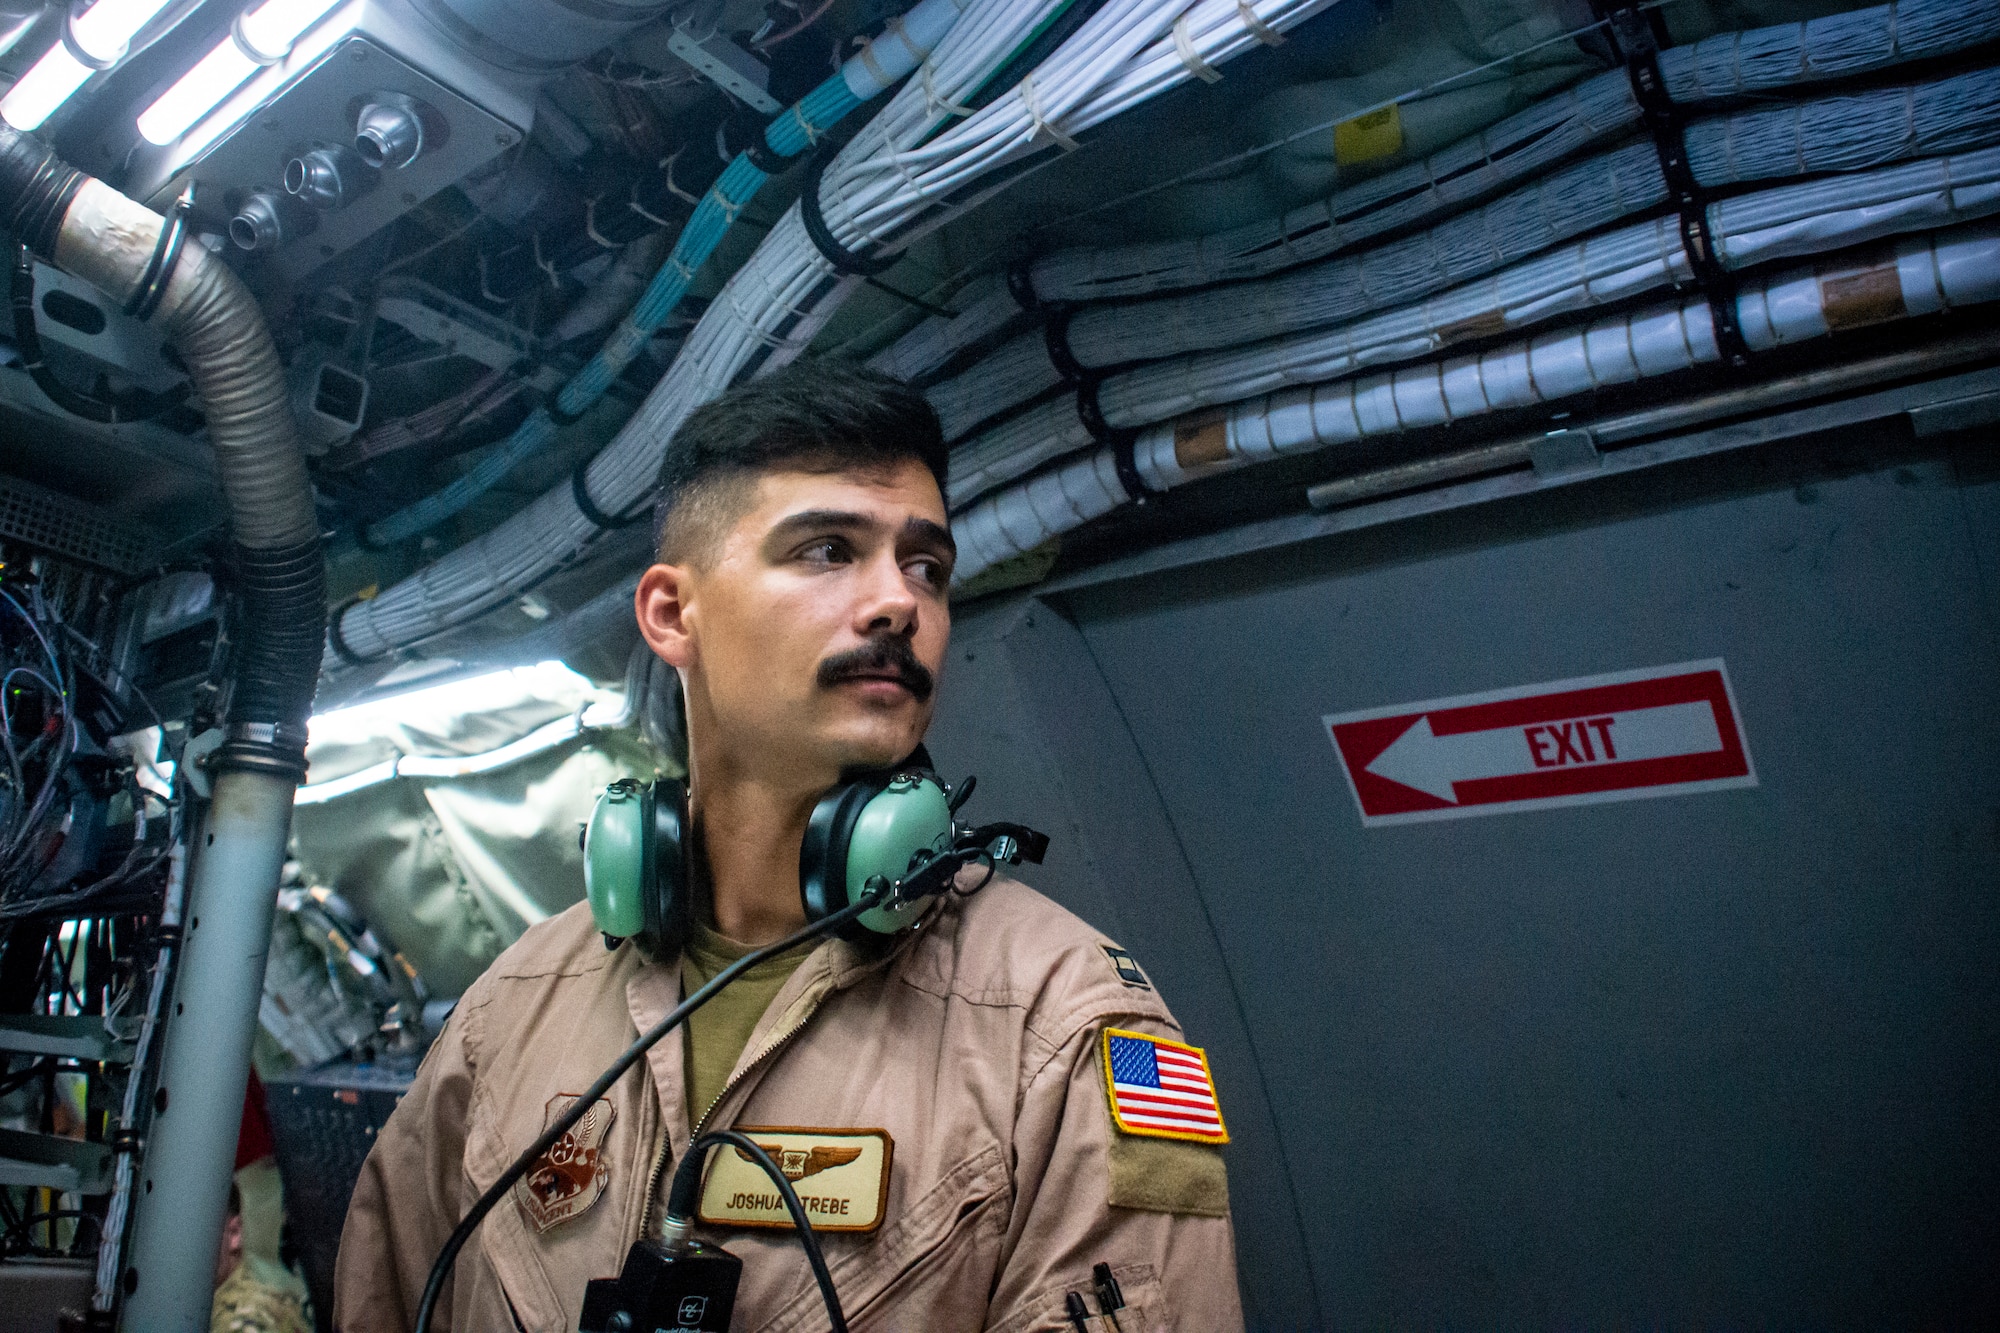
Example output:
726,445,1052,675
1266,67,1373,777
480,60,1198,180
0,126,325,1332
1303,328,2000,511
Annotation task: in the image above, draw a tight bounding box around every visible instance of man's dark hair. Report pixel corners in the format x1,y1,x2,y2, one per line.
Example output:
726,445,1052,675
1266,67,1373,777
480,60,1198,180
652,359,947,564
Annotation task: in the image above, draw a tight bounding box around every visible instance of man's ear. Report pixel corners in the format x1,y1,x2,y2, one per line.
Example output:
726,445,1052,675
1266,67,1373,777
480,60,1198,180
636,562,697,669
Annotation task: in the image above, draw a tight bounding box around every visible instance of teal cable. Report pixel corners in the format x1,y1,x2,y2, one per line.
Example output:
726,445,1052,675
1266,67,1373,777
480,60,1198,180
363,81,863,546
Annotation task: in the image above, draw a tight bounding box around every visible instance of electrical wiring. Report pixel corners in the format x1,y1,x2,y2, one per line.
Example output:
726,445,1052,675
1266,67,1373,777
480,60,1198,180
946,137,2000,505
1031,0,2000,300
1,583,170,917
930,62,2000,444
358,0,978,549
868,0,2000,394
330,0,1350,666
948,221,2000,581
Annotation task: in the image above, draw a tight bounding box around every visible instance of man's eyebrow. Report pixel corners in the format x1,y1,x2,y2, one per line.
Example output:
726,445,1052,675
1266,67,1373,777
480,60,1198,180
765,509,956,558
903,517,957,558
765,509,874,542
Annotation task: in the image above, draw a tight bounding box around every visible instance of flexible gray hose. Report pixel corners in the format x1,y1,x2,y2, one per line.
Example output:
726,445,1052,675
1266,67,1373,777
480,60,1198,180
51,179,317,552
0,128,325,765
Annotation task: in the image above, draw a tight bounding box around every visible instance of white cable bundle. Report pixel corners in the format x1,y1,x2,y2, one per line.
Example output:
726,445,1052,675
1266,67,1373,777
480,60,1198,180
1023,0,2000,303
330,0,1348,664
950,392,1100,503
1061,141,1667,363
870,1,2000,389
947,142,2000,504
1068,65,2000,369
924,59,2000,444
929,326,1064,438
1659,0,2000,102
1031,70,1641,305
926,62,2000,441
866,271,1018,382
952,222,2000,580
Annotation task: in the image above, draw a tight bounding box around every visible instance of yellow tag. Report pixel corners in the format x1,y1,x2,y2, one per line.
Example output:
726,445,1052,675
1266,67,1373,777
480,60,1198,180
696,1127,892,1233
1333,105,1403,165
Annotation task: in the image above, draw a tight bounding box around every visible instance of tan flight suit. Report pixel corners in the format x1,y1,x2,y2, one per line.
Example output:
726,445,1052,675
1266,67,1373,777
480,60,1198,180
333,876,1245,1331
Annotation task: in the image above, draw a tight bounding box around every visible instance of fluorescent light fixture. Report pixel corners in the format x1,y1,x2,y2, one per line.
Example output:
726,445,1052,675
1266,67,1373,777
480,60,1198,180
135,0,345,145
0,48,94,132
308,661,609,737
2,0,177,131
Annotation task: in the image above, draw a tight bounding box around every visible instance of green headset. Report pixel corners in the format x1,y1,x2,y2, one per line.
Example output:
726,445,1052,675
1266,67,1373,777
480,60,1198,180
583,749,1046,958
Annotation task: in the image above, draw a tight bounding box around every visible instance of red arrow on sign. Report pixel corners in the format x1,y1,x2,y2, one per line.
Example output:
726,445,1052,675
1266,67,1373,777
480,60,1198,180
1325,661,1754,825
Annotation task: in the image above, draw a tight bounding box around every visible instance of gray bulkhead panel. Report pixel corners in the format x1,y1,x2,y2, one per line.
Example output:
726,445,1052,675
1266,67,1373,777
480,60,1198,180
929,425,2000,1327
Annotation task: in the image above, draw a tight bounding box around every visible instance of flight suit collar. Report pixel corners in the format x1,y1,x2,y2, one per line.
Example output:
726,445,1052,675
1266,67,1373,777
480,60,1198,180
622,914,935,1174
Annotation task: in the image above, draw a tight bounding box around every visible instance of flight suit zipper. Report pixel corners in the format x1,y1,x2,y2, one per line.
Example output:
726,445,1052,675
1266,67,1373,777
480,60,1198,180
636,993,828,1239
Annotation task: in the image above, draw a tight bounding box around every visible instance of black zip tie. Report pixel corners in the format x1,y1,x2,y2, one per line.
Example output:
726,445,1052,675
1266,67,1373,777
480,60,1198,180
1111,430,1156,504
125,183,193,321
1595,1,1753,370
1005,258,1040,312
743,136,791,176
799,151,899,276
327,594,386,666
1042,305,1086,382
571,458,653,530
1075,376,1114,442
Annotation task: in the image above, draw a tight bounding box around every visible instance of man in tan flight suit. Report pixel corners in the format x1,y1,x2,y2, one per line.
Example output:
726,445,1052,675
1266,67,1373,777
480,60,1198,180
334,361,1244,1331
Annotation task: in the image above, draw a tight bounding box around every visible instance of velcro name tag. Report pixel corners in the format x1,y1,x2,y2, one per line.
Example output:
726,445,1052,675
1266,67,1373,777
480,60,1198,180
696,1127,893,1233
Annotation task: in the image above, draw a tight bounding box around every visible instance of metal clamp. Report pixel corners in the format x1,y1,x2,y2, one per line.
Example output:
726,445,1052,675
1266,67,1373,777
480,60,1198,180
125,184,193,322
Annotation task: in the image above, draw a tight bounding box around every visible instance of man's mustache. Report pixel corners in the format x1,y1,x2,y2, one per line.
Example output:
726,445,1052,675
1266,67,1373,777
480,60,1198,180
817,636,935,703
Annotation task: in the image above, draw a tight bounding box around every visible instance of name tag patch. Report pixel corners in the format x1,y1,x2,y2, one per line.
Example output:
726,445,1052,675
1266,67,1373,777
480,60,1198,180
513,1093,615,1233
696,1127,892,1233
1101,1029,1228,1145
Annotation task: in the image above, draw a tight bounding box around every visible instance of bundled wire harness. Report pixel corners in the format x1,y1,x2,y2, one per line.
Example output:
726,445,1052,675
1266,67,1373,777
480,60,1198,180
329,0,1347,665
930,63,2000,447
949,221,2000,580
359,0,972,547
873,0,2000,385
948,136,2000,504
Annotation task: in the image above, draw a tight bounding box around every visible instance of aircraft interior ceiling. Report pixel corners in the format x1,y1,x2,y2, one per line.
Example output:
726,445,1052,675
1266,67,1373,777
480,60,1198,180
0,0,1995,1325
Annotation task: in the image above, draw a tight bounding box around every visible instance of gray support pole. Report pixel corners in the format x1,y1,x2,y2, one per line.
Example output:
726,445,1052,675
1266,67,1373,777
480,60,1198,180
119,770,297,1331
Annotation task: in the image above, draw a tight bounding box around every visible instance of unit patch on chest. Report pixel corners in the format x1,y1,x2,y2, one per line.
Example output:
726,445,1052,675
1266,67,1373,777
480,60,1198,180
512,1093,615,1233
696,1127,893,1233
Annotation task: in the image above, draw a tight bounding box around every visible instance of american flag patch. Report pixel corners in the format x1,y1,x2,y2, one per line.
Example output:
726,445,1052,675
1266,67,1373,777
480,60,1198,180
1100,1028,1228,1144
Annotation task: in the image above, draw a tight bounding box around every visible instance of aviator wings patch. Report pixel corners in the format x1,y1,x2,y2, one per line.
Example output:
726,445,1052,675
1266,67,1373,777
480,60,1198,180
737,1142,864,1182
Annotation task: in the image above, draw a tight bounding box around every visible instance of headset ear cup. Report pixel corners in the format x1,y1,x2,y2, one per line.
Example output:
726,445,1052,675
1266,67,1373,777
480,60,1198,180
644,778,691,960
800,772,955,940
584,780,651,943
799,780,880,941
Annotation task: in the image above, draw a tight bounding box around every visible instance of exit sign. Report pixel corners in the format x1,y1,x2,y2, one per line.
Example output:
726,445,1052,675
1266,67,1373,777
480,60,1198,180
1326,661,1756,826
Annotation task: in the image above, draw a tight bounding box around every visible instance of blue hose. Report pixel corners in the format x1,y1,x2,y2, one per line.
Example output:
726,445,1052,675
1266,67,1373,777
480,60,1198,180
363,77,866,546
